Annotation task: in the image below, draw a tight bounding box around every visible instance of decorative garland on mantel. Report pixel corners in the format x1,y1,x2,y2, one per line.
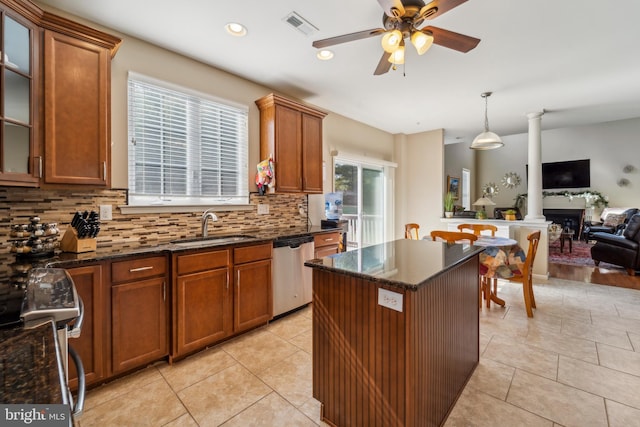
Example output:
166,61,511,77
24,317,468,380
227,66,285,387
514,190,609,209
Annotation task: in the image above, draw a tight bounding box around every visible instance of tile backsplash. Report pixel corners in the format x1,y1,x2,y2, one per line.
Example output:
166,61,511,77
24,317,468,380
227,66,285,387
0,187,308,250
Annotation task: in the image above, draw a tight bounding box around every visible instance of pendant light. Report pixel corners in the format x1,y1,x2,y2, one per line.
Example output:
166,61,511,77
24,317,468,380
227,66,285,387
470,92,503,150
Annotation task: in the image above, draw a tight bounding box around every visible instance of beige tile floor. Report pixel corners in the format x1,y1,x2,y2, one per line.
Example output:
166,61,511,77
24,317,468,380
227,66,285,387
76,277,640,426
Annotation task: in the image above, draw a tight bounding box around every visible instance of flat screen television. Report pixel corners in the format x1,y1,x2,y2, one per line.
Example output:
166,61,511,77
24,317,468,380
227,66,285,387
541,159,590,189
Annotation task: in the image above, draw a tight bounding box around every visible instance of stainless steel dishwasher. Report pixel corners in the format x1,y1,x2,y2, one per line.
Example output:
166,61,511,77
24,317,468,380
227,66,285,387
272,235,314,317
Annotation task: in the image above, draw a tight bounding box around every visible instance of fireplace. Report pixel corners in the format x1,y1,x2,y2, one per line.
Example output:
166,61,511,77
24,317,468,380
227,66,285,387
543,209,585,239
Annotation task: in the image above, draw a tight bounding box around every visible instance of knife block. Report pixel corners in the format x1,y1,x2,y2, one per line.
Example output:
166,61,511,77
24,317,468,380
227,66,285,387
60,228,97,253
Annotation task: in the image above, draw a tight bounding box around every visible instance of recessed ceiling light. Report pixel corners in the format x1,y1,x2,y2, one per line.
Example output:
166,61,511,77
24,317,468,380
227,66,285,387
225,22,247,37
317,50,334,60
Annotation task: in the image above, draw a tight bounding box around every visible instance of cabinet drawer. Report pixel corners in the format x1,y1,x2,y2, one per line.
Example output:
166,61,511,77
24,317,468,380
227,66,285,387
234,243,272,264
177,249,230,276
314,232,341,248
111,256,166,283
315,245,339,259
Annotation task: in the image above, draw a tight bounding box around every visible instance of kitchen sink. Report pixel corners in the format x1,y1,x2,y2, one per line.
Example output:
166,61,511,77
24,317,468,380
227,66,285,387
171,235,257,248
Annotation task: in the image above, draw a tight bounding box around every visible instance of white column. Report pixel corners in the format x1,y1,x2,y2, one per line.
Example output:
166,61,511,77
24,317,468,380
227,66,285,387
525,111,546,221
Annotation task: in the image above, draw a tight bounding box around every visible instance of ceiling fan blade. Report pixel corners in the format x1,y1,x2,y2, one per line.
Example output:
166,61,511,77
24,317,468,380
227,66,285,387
312,28,386,49
373,51,392,75
423,26,480,52
419,0,468,21
376,0,405,18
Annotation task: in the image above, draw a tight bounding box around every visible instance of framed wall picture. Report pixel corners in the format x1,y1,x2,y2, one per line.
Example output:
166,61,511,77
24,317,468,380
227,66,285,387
447,175,460,200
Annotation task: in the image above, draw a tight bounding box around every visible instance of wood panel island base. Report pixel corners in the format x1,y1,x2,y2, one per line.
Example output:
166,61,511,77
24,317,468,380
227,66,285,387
306,239,482,427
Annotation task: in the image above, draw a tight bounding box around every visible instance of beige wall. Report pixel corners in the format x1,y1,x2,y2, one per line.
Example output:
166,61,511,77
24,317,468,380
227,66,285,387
34,3,447,241
394,129,444,239
444,141,477,206
39,3,398,211
474,117,640,218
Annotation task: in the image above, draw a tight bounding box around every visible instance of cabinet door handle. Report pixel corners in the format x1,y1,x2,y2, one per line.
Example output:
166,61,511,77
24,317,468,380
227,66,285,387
103,161,107,181
38,156,43,178
226,271,229,291
129,266,153,272
324,237,334,242
162,280,166,302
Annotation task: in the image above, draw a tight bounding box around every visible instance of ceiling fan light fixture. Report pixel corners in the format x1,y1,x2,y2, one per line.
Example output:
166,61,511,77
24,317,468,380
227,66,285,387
388,41,405,65
470,92,503,150
411,30,433,55
381,30,403,53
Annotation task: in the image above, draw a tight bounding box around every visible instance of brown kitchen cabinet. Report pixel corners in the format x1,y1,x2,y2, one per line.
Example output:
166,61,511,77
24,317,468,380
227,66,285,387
0,1,40,186
42,29,115,186
314,231,341,258
233,243,272,333
65,263,106,390
256,93,326,194
111,255,168,374
0,0,120,188
173,248,232,359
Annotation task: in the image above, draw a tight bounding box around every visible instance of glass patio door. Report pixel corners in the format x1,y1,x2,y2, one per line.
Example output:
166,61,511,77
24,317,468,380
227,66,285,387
334,159,387,249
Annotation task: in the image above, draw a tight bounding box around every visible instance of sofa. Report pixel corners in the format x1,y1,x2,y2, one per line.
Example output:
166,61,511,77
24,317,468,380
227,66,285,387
591,213,640,275
582,207,639,242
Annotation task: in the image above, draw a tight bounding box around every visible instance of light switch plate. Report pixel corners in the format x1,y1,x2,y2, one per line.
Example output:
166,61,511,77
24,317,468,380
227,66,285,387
99,204,112,220
257,204,269,215
378,288,403,312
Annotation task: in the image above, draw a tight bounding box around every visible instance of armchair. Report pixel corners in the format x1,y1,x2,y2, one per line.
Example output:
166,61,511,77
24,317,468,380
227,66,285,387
591,213,640,276
583,208,639,242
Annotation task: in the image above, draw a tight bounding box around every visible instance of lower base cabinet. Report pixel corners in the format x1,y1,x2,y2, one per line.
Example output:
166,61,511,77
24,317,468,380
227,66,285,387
111,277,168,374
110,255,169,375
65,263,106,390
172,243,272,360
234,244,272,332
175,268,232,356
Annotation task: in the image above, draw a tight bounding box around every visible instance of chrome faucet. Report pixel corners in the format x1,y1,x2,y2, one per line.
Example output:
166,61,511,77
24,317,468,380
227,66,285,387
201,208,218,237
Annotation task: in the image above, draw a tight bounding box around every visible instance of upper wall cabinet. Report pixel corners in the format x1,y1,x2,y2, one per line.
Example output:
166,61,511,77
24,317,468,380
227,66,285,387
0,3,39,186
256,94,326,194
0,0,121,187
42,29,112,186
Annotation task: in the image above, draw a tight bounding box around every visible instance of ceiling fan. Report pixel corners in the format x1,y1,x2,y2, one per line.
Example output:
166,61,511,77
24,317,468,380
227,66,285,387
312,0,480,75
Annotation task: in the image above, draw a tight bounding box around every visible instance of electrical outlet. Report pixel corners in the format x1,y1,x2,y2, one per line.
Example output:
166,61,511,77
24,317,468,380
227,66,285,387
298,203,305,216
99,204,112,220
257,204,269,215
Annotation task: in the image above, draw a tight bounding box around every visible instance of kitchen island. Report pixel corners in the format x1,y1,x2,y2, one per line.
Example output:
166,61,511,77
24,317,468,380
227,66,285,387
305,239,482,427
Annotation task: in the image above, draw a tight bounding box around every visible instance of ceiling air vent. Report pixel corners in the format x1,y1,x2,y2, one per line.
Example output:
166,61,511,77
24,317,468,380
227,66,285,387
283,12,318,36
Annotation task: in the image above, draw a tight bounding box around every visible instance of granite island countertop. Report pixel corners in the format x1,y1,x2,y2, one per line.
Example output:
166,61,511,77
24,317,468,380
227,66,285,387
305,238,483,291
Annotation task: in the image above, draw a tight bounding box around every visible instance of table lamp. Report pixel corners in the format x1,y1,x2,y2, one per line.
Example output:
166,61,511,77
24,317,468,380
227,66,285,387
473,197,496,219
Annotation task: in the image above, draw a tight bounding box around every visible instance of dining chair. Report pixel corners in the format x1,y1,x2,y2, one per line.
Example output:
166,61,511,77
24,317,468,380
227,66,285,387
430,230,478,244
457,223,497,236
458,224,499,299
506,230,541,317
405,223,420,240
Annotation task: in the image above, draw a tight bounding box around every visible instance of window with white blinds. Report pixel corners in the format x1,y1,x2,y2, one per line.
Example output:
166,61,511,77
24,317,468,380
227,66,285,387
127,74,248,206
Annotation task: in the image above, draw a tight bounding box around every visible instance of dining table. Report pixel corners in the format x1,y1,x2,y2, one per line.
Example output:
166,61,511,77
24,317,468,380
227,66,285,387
474,235,526,307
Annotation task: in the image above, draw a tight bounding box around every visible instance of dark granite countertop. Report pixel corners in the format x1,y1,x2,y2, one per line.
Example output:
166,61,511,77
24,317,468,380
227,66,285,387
1,225,340,284
305,239,483,290
0,320,67,405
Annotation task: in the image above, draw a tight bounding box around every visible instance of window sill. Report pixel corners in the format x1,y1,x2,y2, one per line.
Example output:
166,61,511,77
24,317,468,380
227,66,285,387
118,204,254,215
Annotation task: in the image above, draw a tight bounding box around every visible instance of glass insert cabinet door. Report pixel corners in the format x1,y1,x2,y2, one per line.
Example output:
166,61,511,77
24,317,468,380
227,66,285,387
1,11,34,179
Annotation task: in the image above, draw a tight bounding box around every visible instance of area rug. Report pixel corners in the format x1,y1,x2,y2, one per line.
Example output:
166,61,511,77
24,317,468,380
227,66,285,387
548,238,622,270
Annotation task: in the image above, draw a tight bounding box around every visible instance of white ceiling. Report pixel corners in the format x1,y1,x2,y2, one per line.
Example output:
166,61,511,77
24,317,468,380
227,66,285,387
37,0,640,143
